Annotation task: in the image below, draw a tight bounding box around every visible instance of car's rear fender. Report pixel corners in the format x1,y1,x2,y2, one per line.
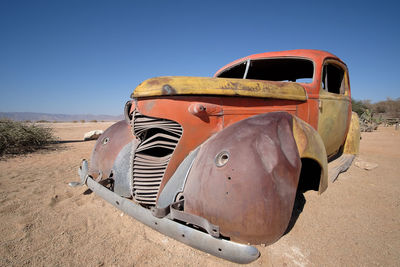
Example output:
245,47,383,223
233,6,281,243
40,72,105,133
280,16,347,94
343,112,361,155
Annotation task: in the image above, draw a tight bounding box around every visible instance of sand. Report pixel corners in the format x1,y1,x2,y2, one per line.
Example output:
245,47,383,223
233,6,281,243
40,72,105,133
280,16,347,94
0,122,399,266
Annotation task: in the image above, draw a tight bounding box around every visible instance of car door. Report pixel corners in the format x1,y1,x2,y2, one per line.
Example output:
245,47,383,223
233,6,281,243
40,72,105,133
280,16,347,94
317,60,351,157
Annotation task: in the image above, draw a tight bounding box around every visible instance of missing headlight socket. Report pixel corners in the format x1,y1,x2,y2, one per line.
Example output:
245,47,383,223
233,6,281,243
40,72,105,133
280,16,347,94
215,151,230,167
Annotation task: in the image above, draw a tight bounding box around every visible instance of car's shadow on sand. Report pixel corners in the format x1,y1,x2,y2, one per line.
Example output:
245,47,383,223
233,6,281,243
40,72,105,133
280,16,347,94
284,190,306,235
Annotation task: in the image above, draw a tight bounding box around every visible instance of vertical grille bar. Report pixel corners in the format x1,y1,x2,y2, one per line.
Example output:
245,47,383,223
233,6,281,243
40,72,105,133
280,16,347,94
131,111,183,206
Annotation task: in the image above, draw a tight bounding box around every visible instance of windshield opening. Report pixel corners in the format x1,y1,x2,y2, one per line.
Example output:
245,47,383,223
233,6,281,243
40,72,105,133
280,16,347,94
217,58,314,83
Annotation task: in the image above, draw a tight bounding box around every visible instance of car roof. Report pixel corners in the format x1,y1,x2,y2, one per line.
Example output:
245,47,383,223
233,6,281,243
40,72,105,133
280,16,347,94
214,49,345,77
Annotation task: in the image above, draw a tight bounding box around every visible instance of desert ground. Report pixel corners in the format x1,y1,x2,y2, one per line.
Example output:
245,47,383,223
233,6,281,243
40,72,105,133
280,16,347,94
0,122,399,266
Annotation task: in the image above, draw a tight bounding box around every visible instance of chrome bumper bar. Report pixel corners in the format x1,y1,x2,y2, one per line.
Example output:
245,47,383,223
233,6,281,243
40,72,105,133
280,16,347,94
72,160,260,264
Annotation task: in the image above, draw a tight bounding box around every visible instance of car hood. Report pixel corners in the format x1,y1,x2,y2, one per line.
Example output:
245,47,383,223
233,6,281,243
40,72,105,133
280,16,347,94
131,76,307,101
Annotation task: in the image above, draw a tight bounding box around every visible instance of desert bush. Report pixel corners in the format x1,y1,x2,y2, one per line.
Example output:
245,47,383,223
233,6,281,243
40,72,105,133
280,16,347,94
0,119,56,156
359,109,379,132
90,120,98,123
80,120,85,123
372,98,400,117
36,120,50,123
352,98,400,130
73,120,78,123
352,99,370,117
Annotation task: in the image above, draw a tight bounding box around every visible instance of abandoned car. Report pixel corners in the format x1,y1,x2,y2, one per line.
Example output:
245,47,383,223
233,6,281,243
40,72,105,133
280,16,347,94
70,49,360,263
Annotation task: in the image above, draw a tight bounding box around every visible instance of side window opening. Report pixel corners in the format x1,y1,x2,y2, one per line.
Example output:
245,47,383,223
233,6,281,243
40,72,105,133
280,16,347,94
322,64,345,94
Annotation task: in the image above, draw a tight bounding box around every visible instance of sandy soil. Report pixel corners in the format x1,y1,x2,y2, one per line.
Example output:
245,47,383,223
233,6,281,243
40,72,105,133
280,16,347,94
0,122,399,266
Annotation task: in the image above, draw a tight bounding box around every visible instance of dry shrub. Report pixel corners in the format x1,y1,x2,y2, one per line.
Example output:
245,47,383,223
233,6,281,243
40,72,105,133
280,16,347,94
352,99,369,117
0,119,57,156
353,98,400,130
373,98,400,118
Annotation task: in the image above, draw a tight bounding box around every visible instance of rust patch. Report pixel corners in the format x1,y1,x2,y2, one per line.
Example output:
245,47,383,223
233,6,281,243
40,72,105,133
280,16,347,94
141,100,156,113
162,84,177,95
147,77,172,86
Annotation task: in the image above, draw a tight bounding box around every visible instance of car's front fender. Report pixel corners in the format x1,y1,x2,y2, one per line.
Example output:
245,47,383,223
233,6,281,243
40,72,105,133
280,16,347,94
181,112,302,245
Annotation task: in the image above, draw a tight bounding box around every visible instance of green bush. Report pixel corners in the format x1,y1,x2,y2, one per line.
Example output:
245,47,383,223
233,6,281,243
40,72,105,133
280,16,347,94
0,119,56,156
351,99,369,117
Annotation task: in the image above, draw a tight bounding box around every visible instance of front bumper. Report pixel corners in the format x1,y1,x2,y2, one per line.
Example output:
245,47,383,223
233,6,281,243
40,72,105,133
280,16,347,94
72,160,259,264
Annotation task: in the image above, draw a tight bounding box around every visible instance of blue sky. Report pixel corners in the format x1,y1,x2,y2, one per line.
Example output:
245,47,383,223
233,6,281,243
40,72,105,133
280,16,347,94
0,0,399,115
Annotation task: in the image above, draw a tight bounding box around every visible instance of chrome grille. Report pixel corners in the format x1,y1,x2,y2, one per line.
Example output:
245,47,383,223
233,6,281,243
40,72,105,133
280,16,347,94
131,111,183,205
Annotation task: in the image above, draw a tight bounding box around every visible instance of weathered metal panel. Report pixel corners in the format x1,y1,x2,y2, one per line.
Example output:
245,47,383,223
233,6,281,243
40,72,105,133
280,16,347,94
132,76,307,101
89,120,134,180
318,89,351,156
292,116,328,193
157,148,199,209
183,112,301,245
343,112,361,155
112,141,138,197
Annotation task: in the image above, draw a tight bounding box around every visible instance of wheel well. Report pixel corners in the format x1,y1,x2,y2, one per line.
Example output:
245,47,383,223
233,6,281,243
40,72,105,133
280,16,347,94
297,158,321,193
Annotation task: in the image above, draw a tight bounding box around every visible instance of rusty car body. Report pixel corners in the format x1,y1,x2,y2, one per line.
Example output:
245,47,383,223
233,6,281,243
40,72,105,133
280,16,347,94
70,49,360,263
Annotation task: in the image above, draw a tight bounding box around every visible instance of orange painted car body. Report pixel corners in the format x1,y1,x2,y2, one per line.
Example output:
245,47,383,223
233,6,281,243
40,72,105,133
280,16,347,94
129,49,352,195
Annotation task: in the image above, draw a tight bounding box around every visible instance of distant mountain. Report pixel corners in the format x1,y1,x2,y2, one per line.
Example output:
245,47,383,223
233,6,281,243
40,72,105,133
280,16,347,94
0,112,123,122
